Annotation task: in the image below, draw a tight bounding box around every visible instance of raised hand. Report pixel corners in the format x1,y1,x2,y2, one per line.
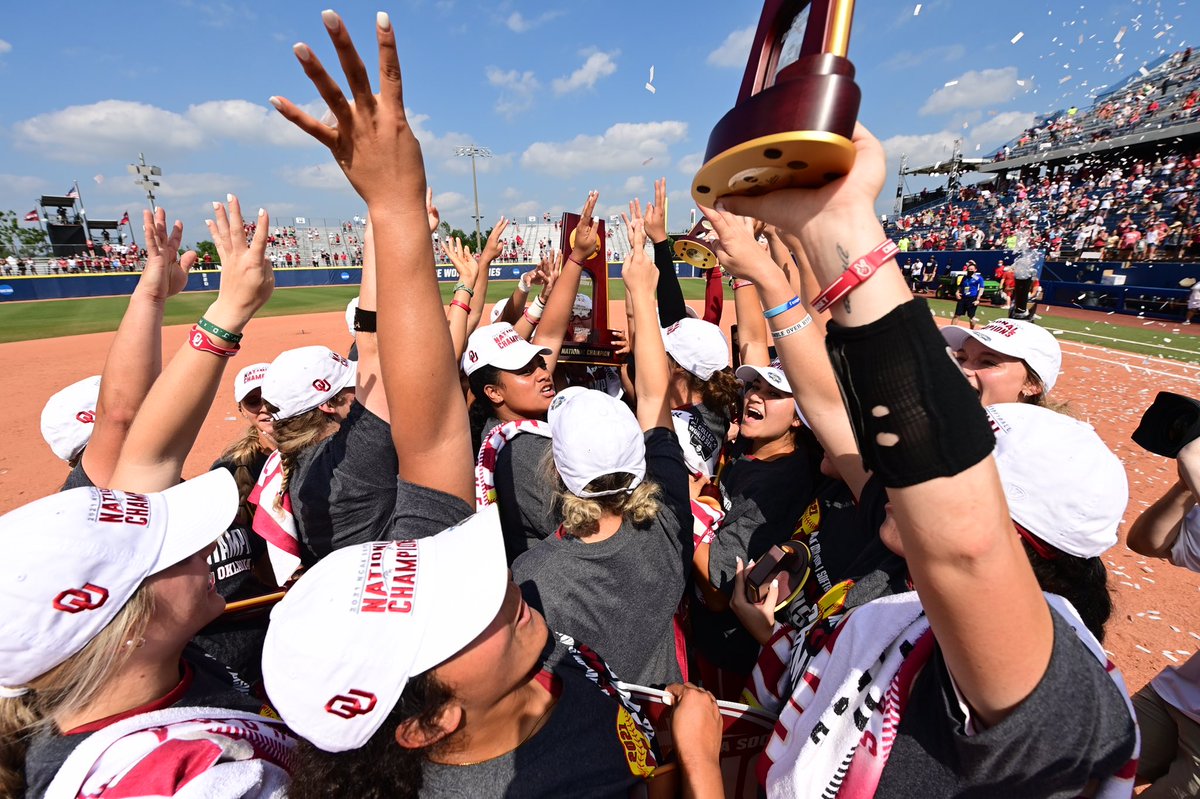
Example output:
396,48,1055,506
644,177,668,244
569,191,600,263
663,683,722,772
270,10,426,211
426,186,440,235
625,198,646,249
699,205,775,282
619,215,656,297
138,208,197,302
540,250,563,298
481,216,510,263
440,237,479,289
205,195,274,330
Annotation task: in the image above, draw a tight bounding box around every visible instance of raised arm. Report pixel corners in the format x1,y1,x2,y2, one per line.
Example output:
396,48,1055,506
441,236,480,364
722,124,1051,729
532,192,598,373
471,216,508,333
82,209,197,487
353,217,389,422
714,214,771,368
272,10,472,504
645,177,688,326
621,210,671,431
1128,440,1200,558
109,198,273,492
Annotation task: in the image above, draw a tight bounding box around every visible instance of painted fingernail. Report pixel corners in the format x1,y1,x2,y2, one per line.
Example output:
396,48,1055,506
212,201,220,210
205,219,214,227
226,193,234,203
258,208,266,217
321,9,340,31
770,579,779,589
268,96,283,110
377,11,391,30
293,42,311,61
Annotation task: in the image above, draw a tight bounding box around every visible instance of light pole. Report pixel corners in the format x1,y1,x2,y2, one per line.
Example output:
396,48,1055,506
127,153,162,212
454,145,492,249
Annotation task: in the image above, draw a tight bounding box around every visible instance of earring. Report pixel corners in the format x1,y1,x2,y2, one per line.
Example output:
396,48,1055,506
123,637,145,649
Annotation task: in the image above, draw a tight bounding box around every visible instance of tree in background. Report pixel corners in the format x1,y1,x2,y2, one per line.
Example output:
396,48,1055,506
193,240,220,264
0,211,51,259
443,225,493,257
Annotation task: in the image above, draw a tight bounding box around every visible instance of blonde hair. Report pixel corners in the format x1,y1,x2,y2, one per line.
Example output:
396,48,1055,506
220,425,273,526
541,450,662,536
0,587,156,797
266,393,351,512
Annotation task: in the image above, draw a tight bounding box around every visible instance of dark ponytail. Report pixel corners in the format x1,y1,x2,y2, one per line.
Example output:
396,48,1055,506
1021,540,1113,642
467,364,503,453
287,671,454,799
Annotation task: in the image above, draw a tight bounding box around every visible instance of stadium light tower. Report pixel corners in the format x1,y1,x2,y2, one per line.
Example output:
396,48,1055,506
127,153,162,212
454,145,492,248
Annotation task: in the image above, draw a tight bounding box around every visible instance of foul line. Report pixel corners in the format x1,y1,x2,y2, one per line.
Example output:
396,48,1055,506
1049,327,1200,357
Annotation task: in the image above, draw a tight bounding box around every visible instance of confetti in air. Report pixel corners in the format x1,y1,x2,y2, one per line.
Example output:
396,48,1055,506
1011,31,1025,44
913,3,922,15
645,65,655,94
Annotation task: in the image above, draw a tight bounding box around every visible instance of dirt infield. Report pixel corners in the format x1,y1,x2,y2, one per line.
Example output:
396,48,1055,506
3,300,1199,693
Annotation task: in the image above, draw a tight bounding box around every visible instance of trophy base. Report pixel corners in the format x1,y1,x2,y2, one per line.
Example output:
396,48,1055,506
691,129,856,204
674,239,718,271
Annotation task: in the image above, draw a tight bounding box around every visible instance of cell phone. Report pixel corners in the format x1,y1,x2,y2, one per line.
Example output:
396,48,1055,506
744,541,812,608
1133,391,1200,458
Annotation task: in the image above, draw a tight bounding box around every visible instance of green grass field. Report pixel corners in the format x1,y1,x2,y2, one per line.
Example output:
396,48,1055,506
1,282,1196,363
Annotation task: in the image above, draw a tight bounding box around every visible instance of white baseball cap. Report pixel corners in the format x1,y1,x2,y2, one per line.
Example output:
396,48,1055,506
489,297,509,324
736,362,793,394
40,375,101,462
233,362,271,403
942,319,1062,392
572,293,594,319
345,296,359,338
262,346,357,421
261,506,508,753
662,319,730,381
0,469,238,690
461,322,551,377
548,388,646,497
672,409,720,479
987,403,1128,558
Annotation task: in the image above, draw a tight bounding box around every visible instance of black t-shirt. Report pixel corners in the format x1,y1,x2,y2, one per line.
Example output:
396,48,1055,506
290,400,399,564
59,460,94,491
420,633,658,798
483,416,561,562
874,609,1137,797
512,428,692,687
22,644,265,799
692,442,816,674
678,401,730,453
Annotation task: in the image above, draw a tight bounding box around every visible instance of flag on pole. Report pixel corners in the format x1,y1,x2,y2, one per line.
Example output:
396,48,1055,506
119,211,130,226
66,186,79,199
24,210,39,223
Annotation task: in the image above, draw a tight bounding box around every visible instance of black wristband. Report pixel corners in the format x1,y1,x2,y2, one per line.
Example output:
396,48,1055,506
825,298,994,488
353,307,378,333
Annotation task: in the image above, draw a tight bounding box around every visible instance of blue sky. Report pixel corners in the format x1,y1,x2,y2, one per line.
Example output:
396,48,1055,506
1,0,1196,247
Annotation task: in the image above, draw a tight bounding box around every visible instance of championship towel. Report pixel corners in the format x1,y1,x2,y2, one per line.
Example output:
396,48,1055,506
475,419,551,509
249,451,302,585
45,706,295,799
753,591,1138,799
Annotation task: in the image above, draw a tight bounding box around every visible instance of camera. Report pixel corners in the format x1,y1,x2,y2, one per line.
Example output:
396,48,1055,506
1133,392,1200,458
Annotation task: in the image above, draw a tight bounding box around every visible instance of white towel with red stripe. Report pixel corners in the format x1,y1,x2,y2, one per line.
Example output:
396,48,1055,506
475,419,551,509
248,451,302,585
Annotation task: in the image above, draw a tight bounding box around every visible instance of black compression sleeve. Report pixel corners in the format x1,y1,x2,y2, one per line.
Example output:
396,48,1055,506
825,299,994,487
654,240,688,326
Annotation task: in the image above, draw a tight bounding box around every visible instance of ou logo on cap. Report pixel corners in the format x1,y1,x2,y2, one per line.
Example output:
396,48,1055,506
52,583,109,613
325,689,378,719
312,378,332,393
75,411,96,424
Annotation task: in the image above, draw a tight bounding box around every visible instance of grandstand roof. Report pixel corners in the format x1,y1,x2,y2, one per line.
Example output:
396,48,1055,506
906,158,990,176
975,120,1200,174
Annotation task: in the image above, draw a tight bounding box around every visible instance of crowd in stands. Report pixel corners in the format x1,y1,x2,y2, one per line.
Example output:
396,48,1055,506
7,12,1200,799
889,148,1200,261
995,46,1200,162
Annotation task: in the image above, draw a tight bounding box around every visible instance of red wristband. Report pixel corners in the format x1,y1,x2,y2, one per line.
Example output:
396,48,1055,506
522,308,541,326
732,280,753,290
449,299,471,314
811,239,900,313
188,325,239,357
568,255,586,267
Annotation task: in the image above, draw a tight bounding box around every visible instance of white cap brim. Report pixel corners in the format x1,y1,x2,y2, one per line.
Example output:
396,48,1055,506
736,364,793,394
484,340,552,372
151,469,240,574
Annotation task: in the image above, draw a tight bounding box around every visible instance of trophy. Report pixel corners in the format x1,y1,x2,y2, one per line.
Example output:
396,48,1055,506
691,1,860,204
556,213,623,367
673,220,720,271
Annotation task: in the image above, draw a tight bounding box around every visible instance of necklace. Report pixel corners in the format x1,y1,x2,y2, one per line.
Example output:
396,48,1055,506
441,697,557,767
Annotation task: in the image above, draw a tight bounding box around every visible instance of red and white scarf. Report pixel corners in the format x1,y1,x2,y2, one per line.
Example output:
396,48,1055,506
45,706,295,799
474,419,551,509
750,591,1138,799
248,451,302,585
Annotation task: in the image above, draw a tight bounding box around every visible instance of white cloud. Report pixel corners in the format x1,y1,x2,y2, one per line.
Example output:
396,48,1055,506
520,121,688,177
0,174,47,195
707,27,754,68
407,110,514,175
506,10,562,32
486,67,541,119
432,190,469,217
156,172,244,199
676,151,705,176
186,100,322,147
506,199,543,219
552,51,618,95
281,162,354,192
970,110,1036,145
623,175,647,193
920,67,1024,116
0,39,12,55
882,43,965,71
13,100,205,162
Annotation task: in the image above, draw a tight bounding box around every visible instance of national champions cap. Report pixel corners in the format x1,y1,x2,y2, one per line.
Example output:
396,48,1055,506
987,403,1127,558
461,322,551,377
261,506,508,753
40,375,102,462
0,469,238,690
942,319,1062,392
548,387,646,497
234,362,271,403
262,346,357,421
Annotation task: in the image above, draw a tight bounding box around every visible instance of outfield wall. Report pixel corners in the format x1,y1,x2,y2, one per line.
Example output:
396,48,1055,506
0,262,710,302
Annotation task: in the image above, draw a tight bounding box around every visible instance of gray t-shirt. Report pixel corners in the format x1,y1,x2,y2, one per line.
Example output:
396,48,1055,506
290,400,399,564
420,633,657,798
388,478,475,540
59,460,94,491
483,416,560,562
512,428,692,687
